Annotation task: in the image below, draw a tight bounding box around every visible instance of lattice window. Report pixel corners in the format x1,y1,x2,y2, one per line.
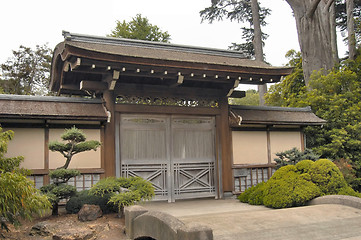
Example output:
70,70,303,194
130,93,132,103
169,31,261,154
27,175,44,189
51,173,101,191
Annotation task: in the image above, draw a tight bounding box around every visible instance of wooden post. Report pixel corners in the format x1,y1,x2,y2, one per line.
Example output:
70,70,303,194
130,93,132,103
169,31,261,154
44,123,50,185
266,126,272,179
103,90,116,177
219,97,233,193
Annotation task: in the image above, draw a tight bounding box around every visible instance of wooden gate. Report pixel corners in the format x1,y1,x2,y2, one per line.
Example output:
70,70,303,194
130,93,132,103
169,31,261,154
120,114,216,202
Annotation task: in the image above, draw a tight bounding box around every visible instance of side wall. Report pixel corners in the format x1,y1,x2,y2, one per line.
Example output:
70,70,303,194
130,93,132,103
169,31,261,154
4,126,103,189
231,128,304,193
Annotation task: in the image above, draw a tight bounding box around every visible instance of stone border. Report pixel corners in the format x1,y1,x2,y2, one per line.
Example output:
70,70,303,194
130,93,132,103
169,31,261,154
125,205,213,240
308,195,361,209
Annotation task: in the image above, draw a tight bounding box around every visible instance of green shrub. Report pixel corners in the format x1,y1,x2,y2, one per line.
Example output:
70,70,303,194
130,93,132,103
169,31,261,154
238,184,258,203
337,186,361,197
65,190,115,214
309,159,347,195
269,165,297,180
248,182,266,205
108,191,142,213
263,170,321,208
295,160,314,173
89,177,121,196
90,176,155,216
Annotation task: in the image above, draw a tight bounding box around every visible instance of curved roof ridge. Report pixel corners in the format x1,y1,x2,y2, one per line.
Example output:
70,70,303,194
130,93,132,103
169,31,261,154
230,105,312,112
0,94,102,104
62,31,249,59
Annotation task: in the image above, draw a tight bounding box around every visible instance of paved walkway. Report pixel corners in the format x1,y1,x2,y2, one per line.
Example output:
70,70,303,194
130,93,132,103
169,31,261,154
142,198,361,240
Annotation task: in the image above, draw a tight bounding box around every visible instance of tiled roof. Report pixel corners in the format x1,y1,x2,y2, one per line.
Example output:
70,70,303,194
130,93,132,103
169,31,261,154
229,105,326,126
0,95,107,121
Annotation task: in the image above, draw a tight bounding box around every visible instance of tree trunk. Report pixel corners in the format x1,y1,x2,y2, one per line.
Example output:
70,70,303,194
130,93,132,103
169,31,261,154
285,0,335,85
330,2,339,64
52,202,59,216
251,0,267,105
347,0,356,60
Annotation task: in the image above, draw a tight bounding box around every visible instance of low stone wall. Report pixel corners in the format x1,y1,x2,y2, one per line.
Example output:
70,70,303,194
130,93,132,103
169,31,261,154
309,195,361,209
125,205,213,240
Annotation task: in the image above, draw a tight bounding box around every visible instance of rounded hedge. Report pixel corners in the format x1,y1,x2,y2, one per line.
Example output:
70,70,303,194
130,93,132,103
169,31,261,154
248,182,266,205
308,159,347,195
263,170,321,208
238,159,360,209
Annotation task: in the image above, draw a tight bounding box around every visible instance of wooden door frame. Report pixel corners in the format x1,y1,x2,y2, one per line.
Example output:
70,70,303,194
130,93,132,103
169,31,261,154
108,100,232,199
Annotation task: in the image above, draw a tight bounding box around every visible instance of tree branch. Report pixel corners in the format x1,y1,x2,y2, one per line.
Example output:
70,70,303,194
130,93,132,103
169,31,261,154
307,0,322,18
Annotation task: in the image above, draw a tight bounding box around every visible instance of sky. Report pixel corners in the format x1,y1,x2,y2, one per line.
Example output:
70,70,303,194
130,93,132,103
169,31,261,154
0,0,347,70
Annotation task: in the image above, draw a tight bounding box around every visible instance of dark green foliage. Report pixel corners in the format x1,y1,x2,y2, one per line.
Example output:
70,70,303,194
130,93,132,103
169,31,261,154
240,159,360,209
108,14,170,43
90,176,155,215
66,190,115,214
274,147,320,169
265,50,361,189
60,127,86,142
49,169,80,184
42,127,101,215
0,44,52,96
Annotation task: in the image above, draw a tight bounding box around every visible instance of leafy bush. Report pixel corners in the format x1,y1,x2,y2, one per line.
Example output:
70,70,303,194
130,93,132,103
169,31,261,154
240,159,361,209
308,159,347,194
90,176,154,217
238,184,259,203
263,169,321,208
248,182,266,205
66,190,115,214
333,158,361,192
0,128,50,232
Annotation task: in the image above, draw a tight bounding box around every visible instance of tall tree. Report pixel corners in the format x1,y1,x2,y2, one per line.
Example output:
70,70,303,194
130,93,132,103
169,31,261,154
42,127,101,215
347,0,357,60
200,0,270,105
285,0,336,85
0,44,52,96
108,14,171,42
200,0,270,58
250,0,267,105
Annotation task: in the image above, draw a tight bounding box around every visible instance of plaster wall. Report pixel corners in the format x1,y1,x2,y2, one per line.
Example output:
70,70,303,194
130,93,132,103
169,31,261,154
5,128,45,169
270,131,302,161
232,131,268,165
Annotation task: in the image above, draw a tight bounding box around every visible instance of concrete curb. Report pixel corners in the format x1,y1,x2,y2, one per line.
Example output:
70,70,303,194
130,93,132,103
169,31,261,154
124,205,213,240
308,195,361,209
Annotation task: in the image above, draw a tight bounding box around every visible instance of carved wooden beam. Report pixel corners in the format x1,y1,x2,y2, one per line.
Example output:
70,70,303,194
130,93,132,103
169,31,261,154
80,80,108,91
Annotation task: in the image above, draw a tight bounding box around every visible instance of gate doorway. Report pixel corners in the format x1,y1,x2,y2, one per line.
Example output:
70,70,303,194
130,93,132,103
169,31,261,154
119,114,216,202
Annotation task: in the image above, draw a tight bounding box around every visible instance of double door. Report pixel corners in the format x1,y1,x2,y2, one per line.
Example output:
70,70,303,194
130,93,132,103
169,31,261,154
119,114,216,202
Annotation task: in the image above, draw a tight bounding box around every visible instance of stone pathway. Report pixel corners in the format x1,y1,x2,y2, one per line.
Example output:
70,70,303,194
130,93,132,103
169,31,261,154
143,198,361,240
